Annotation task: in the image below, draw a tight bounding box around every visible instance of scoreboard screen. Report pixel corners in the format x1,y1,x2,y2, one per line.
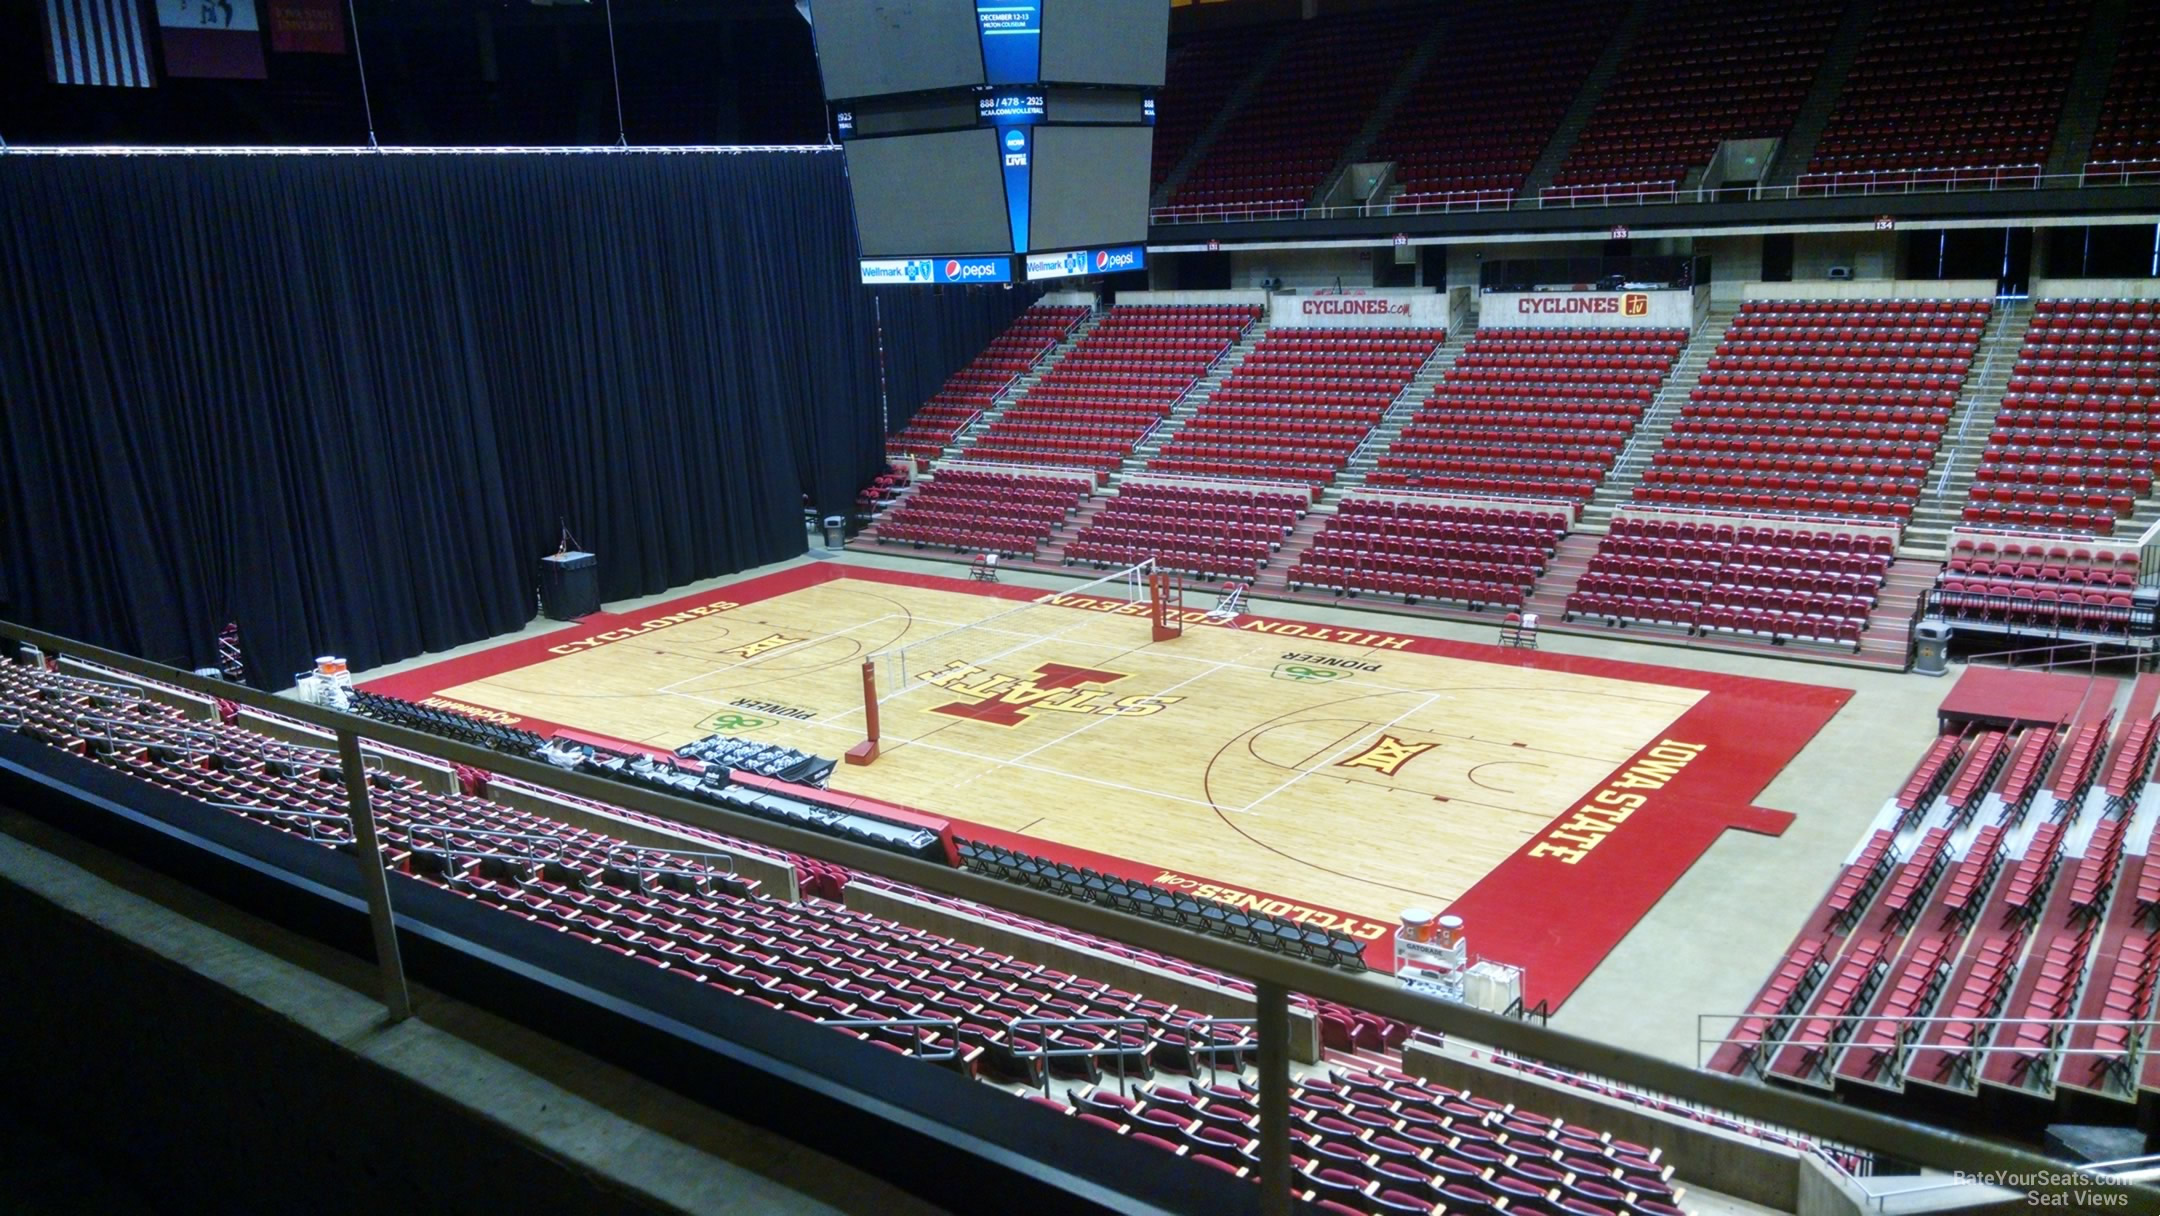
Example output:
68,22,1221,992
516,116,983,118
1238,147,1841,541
1041,0,1167,87
811,0,985,100
815,0,1163,283
1028,125,1152,253
844,128,1014,258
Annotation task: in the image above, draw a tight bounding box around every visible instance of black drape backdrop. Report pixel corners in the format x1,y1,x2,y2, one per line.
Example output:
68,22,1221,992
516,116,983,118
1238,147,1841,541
0,150,984,686
874,283,1043,435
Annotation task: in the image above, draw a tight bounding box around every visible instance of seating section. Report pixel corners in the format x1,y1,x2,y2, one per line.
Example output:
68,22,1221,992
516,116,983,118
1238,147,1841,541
1565,515,1893,649
1722,713,2160,1105
1147,328,1443,491
960,306,1259,476
1366,0,1621,209
1368,327,1684,504
1964,298,2160,535
1550,0,1840,200
1798,0,2089,192
887,307,1088,462
1163,6,1437,216
1151,23,1289,192
1065,483,1307,581
873,468,1091,557
2085,7,2160,180
1035,1067,1684,1216
1928,535,2143,640
1636,298,1989,520
5,659,1694,1213
1289,497,1569,613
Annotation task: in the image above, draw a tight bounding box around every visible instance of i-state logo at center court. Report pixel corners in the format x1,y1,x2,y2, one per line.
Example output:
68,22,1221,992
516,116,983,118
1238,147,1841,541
920,660,1184,728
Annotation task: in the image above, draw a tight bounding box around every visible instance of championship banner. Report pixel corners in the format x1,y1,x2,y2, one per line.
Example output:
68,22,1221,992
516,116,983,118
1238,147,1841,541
266,0,343,54
1479,290,1695,331
156,0,266,78
41,0,156,88
1271,293,1451,331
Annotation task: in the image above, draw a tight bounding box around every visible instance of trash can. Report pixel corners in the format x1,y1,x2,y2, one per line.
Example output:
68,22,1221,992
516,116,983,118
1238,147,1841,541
822,515,847,549
1914,620,1952,676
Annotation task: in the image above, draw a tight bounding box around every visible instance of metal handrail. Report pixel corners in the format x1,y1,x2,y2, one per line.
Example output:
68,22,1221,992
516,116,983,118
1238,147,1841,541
1008,1015,1153,1098
1930,297,2020,500
1147,165,2160,226
4,621,2157,1210
603,843,738,885
405,823,567,872
1702,1012,2160,1063
1180,1016,1258,1088
823,1016,965,1065
203,800,352,843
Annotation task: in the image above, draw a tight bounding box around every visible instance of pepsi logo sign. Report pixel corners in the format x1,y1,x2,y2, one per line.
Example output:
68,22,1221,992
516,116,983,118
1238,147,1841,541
1093,250,1110,271
944,260,962,278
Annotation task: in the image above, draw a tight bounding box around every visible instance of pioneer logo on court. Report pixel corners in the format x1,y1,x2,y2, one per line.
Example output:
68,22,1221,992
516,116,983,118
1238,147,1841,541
921,660,1183,727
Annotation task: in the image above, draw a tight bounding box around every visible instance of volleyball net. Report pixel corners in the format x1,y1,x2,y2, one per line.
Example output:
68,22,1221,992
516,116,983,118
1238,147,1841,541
844,559,1177,766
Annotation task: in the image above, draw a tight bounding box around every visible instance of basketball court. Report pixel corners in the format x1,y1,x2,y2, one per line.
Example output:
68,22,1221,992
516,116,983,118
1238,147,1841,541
361,563,1852,1008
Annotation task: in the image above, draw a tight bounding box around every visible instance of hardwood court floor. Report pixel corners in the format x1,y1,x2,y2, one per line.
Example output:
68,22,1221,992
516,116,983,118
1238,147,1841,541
364,564,1849,1005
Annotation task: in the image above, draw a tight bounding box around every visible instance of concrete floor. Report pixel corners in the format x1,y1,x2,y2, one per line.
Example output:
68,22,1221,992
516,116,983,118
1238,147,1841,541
0,807,952,1216
356,536,1962,1070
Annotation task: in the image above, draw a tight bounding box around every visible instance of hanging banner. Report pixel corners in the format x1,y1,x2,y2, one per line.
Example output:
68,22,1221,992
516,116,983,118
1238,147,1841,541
156,0,267,78
1479,290,1695,331
1272,294,1451,331
266,0,344,55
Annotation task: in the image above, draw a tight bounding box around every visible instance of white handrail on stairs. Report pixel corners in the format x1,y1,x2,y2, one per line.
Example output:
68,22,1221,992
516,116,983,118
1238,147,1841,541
1608,319,1719,481
1928,296,2022,500
1346,336,1455,469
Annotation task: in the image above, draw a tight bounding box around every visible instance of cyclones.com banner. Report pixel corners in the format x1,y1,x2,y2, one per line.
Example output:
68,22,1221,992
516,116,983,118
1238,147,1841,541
1480,289,1694,331
1272,293,1450,330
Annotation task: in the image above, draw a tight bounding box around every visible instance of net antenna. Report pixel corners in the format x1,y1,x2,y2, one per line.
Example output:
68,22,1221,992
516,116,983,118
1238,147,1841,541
846,559,1160,767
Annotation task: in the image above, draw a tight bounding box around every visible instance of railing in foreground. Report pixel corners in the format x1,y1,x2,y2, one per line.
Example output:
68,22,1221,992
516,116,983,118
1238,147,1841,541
1149,164,2160,226
0,616,2154,1214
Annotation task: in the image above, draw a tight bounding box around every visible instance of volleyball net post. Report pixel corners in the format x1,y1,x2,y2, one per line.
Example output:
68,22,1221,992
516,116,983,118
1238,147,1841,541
1149,569,1185,642
845,659,880,766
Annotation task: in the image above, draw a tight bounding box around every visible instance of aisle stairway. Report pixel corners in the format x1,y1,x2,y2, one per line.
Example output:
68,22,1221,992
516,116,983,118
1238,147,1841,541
1335,325,1477,494
1514,0,1659,202
1123,321,1274,475
935,310,1104,465
1901,299,2031,556
1761,0,1882,187
1580,302,1738,530
1519,534,1604,623
2043,0,2131,176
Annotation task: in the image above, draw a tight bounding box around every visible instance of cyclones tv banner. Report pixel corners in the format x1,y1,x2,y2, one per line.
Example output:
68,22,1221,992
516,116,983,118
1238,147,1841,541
1272,293,1450,331
1480,290,1694,331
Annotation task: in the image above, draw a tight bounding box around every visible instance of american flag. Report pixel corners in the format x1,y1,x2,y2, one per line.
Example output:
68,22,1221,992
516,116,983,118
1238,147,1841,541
42,0,157,88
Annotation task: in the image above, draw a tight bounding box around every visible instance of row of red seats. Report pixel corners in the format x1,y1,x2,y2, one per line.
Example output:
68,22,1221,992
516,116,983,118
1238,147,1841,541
1371,0,1618,209
874,470,1086,556
1565,590,1867,648
1641,298,1986,521
1803,0,2087,184
1168,6,1434,212
887,307,1088,457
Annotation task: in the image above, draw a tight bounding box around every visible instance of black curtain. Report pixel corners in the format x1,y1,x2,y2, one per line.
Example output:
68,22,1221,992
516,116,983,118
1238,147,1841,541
873,283,1043,435
0,150,974,686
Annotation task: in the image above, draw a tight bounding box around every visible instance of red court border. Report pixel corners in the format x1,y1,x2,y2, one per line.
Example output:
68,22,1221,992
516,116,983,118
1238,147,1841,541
362,563,1852,1009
